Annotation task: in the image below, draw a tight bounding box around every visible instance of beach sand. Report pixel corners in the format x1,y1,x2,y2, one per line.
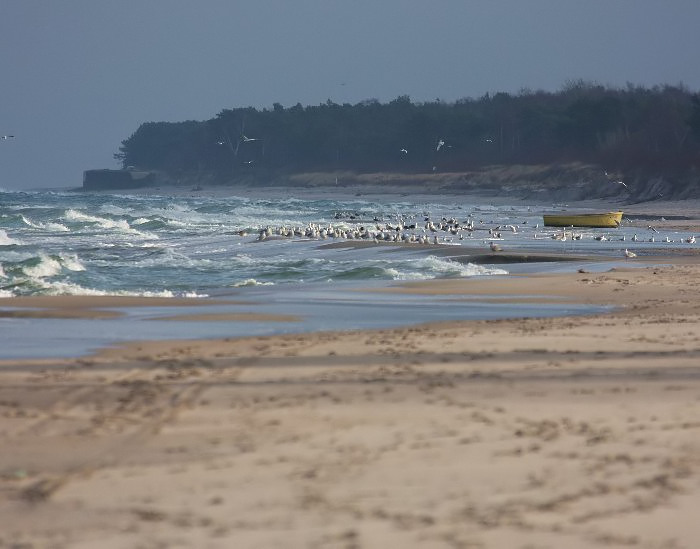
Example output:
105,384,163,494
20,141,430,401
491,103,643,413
2,257,700,548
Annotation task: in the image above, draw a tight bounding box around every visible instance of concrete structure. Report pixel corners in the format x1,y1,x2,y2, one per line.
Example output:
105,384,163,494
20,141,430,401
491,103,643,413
82,169,154,190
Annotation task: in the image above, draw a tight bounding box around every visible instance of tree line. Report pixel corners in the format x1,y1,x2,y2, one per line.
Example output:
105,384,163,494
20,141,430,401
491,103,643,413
115,81,700,181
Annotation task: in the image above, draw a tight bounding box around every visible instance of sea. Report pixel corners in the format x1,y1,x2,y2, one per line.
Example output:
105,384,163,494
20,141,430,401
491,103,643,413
0,187,676,359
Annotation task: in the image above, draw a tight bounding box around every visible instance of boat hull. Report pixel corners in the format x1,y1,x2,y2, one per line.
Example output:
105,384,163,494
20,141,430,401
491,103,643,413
542,211,623,228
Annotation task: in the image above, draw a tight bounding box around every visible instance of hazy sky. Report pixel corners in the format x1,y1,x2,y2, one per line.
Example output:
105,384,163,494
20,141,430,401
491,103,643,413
2,0,699,190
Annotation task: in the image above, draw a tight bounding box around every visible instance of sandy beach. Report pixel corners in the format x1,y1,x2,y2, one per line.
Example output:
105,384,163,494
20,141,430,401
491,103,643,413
2,189,700,548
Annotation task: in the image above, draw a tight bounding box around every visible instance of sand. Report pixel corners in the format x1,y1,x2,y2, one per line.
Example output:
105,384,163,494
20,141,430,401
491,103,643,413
1,261,700,548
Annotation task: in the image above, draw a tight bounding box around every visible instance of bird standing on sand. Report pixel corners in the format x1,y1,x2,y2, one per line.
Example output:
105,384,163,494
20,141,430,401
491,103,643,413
624,248,637,258
490,241,502,252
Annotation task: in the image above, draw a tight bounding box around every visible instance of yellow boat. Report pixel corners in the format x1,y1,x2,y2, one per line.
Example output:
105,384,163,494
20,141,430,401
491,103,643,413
542,211,623,228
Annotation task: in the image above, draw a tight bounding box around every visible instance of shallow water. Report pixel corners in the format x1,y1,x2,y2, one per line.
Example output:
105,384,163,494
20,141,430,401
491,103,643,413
0,187,690,358
0,280,613,359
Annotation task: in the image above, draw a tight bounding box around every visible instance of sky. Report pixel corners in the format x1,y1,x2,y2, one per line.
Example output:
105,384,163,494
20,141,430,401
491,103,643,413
1,0,700,190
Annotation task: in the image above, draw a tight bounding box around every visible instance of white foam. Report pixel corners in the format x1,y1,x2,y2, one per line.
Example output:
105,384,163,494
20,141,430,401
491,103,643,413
23,254,63,279
232,278,275,287
60,253,86,272
384,267,431,281
385,256,508,281
21,215,70,232
31,278,207,298
65,209,158,239
0,229,20,246
19,252,86,280
417,256,508,277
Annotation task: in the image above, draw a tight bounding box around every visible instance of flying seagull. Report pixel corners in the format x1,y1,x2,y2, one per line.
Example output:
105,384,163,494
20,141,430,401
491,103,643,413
436,139,445,151
400,148,408,154
241,135,258,142
605,171,627,188
1,135,15,139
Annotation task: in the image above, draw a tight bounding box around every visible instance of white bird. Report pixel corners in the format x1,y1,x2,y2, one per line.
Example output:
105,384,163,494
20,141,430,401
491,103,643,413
686,235,696,244
624,248,637,258
436,139,445,151
241,135,258,142
605,170,627,187
1,135,15,140
490,241,502,252
399,148,408,154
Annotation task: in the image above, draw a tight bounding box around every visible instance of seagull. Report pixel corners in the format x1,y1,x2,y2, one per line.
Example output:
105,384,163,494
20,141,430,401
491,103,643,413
490,241,502,252
436,139,445,151
605,170,627,188
1,135,15,140
686,236,696,244
399,148,408,154
241,135,258,142
624,248,637,258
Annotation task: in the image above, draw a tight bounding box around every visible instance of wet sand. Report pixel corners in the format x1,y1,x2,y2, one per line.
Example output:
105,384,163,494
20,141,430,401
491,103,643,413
2,258,700,548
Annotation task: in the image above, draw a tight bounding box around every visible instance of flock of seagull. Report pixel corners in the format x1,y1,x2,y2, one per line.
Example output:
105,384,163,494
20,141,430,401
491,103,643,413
247,210,696,259
253,214,479,245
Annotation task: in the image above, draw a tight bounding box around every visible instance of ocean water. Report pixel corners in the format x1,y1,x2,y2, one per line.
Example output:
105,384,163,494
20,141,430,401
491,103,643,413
0,187,684,358
0,189,512,297
0,188,524,298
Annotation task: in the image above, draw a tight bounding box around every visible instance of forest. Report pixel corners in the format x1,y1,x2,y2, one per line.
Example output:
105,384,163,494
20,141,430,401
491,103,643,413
115,81,700,186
